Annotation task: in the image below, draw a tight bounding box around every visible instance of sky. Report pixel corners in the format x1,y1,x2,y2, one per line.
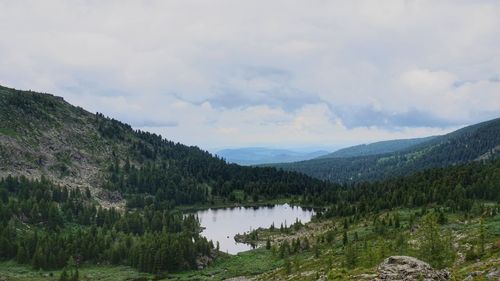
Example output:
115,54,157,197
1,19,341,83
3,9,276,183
1,0,499,151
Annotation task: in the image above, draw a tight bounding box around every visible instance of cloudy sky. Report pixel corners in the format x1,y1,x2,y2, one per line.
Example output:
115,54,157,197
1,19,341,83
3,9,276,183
1,0,499,151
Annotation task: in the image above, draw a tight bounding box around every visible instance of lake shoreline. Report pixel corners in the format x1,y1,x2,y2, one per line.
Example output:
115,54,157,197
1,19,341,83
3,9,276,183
176,197,321,213
192,203,316,254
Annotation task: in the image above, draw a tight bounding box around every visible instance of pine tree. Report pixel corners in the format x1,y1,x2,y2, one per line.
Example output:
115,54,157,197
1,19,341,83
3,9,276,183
362,240,376,267
418,213,454,269
284,258,291,274
342,230,348,246
59,268,69,281
313,244,320,258
16,244,28,264
326,230,335,244
394,213,401,228
66,256,78,281
32,246,45,270
302,237,310,250
394,232,407,255
48,203,63,230
437,211,447,225
479,218,486,256
279,240,290,258
344,242,357,269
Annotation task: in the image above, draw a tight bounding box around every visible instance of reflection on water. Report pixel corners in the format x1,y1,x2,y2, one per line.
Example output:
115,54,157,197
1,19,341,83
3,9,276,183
194,204,315,254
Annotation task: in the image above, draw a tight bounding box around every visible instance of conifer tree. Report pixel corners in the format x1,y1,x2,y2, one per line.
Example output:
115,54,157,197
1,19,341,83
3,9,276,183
418,213,455,268
59,268,69,281
313,244,320,258
479,218,486,256
284,258,291,274
342,230,348,246
344,242,357,269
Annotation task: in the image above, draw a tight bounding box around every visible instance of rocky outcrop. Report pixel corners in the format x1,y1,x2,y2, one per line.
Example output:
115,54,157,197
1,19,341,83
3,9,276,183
373,256,450,281
196,249,218,269
487,268,500,280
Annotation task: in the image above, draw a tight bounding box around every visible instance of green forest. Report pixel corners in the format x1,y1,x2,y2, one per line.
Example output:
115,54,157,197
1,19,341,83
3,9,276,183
0,176,213,274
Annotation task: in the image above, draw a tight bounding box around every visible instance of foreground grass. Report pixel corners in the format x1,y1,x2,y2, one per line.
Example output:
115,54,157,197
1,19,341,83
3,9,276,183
0,249,280,281
0,261,151,281
164,248,282,280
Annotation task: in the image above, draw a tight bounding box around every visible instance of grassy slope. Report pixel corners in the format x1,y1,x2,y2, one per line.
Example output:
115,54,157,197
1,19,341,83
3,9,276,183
0,261,151,281
178,207,500,281
167,249,282,281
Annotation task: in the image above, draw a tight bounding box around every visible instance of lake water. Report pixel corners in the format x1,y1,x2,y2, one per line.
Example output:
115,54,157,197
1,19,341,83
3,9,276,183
194,204,315,254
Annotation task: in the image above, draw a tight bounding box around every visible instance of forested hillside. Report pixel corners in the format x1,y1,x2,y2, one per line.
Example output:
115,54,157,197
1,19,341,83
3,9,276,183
318,136,435,159
313,158,500,214
0,85,330,208
268,118,500,183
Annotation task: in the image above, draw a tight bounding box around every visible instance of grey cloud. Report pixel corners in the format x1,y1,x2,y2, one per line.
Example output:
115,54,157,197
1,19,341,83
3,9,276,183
452,80,475,88
451,77,500,88
207,66,322,111
207,87,321,111
335,106,463,129
130,120,179,128
489,77,500,83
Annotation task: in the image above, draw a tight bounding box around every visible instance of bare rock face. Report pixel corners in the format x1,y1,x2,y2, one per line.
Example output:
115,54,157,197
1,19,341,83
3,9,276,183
373,256,450,281
97,189,123,203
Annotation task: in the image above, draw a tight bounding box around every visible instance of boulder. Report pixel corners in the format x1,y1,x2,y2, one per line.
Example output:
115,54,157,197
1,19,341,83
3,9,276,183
373,256,450,281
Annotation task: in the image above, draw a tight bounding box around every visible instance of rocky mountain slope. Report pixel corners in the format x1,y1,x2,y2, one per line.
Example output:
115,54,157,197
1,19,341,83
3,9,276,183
0,86,120,206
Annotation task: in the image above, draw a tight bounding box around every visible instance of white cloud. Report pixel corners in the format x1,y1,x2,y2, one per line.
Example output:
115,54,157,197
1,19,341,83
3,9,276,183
401,69,456,95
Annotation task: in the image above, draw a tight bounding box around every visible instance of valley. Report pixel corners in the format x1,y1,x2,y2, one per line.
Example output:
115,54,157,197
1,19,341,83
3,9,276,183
0,86,499,281
215,148,329,166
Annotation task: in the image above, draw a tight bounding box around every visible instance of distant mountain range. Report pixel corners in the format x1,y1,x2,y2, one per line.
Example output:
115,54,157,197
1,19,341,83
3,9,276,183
215,147,329,165
266,118,500,183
